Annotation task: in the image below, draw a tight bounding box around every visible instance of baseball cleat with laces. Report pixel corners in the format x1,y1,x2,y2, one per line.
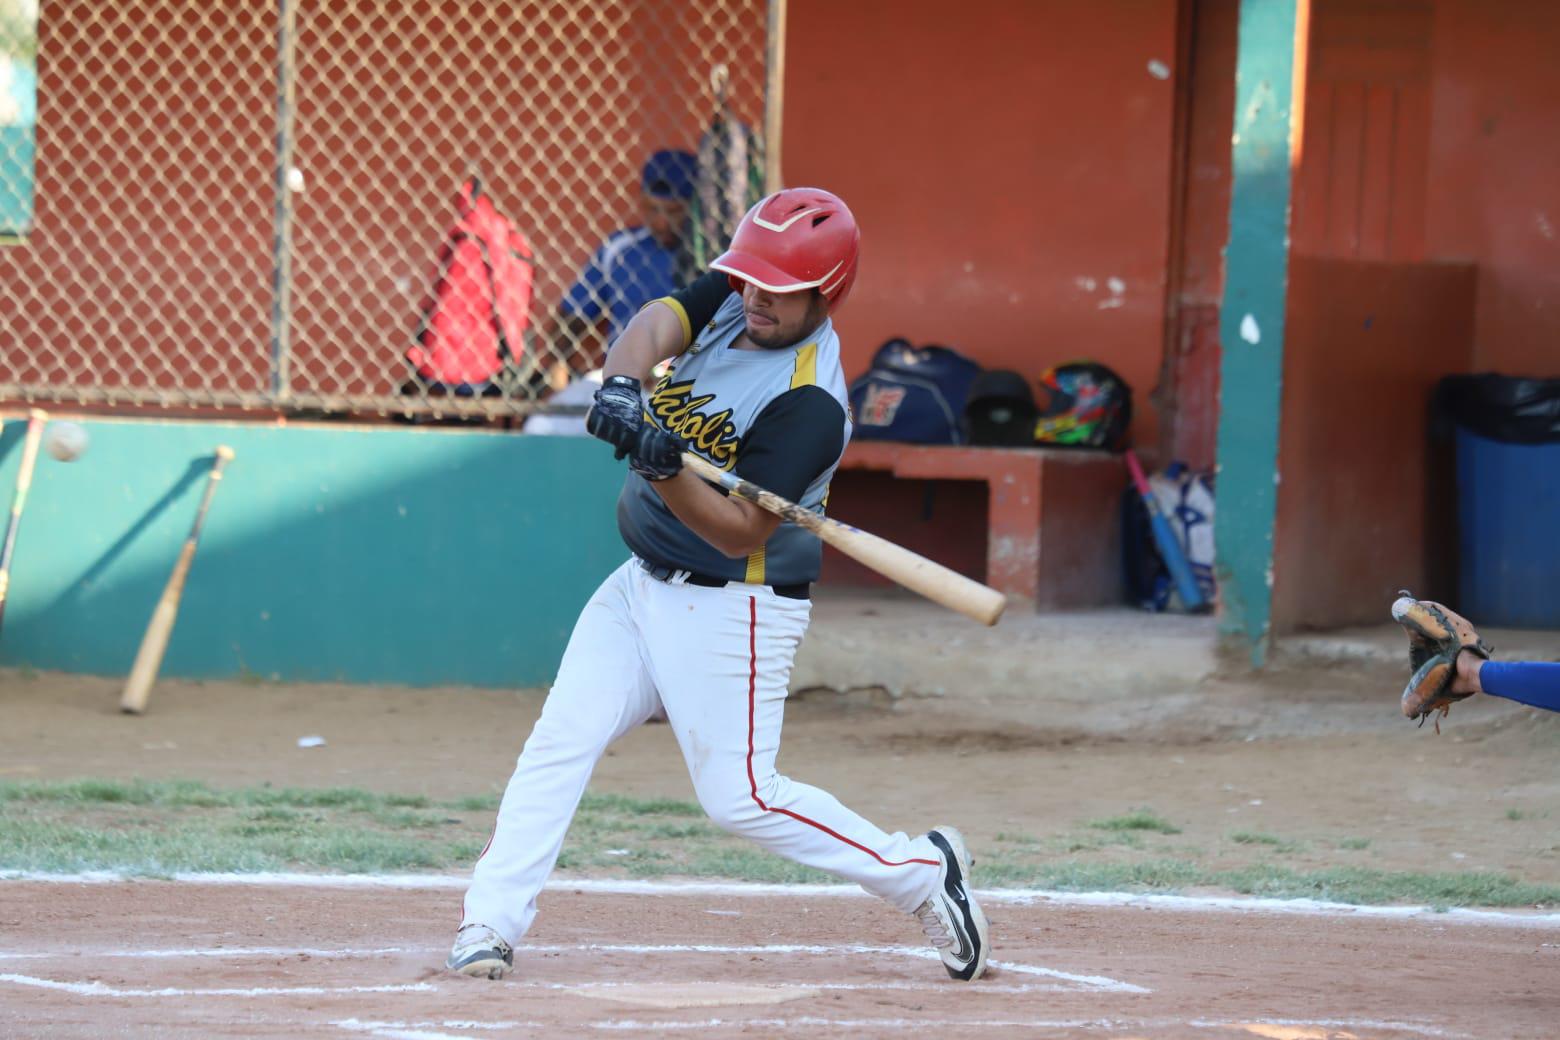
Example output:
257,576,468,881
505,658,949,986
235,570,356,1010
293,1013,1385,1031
446,923,513,979
914,826,990,980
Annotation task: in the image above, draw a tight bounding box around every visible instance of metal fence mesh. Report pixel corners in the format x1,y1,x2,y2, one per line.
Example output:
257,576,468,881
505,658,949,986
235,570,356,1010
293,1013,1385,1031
0,0,771,417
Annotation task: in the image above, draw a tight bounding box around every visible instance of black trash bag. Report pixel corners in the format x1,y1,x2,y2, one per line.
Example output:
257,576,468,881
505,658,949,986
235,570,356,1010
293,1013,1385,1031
1434,374,1560,445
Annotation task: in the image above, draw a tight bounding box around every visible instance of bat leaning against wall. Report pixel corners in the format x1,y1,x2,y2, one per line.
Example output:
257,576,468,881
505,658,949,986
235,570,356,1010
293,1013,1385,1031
121,446,236,715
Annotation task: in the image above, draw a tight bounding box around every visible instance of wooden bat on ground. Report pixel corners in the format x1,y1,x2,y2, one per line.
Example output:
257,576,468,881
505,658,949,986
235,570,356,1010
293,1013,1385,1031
680,452,1006,626
121,446,236,715
0,408,48,637
1124,449,1207,613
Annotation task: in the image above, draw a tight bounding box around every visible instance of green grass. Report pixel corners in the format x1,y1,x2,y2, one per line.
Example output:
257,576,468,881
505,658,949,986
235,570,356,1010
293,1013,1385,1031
2,779,1557,908
1507,809,1527,821
975,856,1560,907
994,831,1041,845
0,778,707,876
1087,809,1182,835
1228,831,1305,853
1057,831,1146,852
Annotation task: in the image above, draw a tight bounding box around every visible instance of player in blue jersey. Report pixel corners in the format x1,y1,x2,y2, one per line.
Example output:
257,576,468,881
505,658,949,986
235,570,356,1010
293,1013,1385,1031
549,150,699,378
450,187,990,984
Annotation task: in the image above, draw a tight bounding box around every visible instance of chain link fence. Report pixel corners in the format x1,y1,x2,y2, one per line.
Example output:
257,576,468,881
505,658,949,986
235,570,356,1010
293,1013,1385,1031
0,0,775,418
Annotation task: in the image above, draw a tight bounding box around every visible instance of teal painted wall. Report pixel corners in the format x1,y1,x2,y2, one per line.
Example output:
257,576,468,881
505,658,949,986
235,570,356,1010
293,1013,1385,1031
1213,0,1302,666
0,419,626,687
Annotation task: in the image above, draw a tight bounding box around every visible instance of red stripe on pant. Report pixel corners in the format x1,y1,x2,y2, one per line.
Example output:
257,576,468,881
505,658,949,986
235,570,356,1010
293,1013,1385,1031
744,595,938,868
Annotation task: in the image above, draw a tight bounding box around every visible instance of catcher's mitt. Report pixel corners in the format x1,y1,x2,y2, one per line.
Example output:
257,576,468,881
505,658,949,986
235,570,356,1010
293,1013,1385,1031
1391,590,1493,731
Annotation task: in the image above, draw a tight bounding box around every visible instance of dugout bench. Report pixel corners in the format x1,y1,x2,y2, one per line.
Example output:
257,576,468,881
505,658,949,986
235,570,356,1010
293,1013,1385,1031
827,442,1125,608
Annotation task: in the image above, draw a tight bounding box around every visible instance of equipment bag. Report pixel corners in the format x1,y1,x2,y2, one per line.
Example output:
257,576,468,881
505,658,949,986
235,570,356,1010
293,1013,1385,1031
848,338,982,444
407,178,535,389
1121,461,1216,611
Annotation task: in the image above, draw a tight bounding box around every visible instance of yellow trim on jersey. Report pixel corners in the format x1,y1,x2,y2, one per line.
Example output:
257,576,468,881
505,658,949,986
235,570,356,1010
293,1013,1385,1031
744,545,766,584
645,296,693,348
791,341,818,389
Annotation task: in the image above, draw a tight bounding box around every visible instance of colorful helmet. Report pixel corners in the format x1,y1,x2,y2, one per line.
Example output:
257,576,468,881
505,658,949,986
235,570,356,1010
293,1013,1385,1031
711,188,860,313
1033,361,1133,450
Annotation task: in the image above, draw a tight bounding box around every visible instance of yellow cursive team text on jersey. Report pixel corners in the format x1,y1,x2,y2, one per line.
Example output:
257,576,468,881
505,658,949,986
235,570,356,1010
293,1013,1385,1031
649,378,740,470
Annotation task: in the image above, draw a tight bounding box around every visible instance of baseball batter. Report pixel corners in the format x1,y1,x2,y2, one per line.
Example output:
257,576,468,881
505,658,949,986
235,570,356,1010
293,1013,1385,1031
448,187,990,982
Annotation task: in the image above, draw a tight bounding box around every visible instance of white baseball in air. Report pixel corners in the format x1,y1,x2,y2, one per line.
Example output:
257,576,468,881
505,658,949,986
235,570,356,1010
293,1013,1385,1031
44,421,89,462
286,166,305,193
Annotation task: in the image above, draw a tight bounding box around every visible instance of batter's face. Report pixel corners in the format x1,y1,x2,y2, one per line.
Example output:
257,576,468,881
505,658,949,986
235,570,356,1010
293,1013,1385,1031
741,283,829,349
642,194,688,249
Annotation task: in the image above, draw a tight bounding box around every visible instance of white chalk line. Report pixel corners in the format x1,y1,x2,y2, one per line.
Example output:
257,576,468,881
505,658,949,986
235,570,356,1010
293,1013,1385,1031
588,1018,1125,1034
0,945,414,961
0,941,1142,995
335,1017,1462,1040
335,1018,1463,1040
1191,1018,1467,1039
336,1024,519,1040
340,1019,1130,1039
5,870,1556,929
0,973,436,998
521,942,1145,993
586,1016,1464,1036
337,1025,491,1040
565,979,1069,995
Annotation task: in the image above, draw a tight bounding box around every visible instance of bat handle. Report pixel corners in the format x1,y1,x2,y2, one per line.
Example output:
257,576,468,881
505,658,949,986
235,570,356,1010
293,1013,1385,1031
681,451,733,490
1124,449,1150,494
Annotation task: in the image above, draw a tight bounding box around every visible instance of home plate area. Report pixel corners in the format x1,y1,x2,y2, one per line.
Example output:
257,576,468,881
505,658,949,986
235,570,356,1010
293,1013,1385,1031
0,879,1544,1038
0,939,1142,1038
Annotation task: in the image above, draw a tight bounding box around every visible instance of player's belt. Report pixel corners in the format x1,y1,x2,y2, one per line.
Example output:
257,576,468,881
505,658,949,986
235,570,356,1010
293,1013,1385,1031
637,558,809,600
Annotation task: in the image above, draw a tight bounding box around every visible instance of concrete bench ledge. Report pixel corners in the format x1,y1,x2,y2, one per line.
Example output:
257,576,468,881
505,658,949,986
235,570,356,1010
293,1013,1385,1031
837,441,1126,608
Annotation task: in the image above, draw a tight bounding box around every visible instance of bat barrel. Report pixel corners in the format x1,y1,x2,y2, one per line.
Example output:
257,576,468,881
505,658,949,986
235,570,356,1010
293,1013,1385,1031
680,451,1006,626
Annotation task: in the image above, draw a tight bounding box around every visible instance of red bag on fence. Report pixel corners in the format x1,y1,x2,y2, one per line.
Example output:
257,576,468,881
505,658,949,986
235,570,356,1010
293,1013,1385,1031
407,178,535,387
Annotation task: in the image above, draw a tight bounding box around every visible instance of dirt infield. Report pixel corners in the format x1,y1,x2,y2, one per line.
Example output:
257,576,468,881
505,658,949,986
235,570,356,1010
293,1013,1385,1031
4,632,1560,1037
5,667,1559,884
2,878,1556,1039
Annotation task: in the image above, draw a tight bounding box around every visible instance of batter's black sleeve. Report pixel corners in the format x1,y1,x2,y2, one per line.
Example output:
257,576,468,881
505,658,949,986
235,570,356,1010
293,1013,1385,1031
655,269,734,348
734,386,847,502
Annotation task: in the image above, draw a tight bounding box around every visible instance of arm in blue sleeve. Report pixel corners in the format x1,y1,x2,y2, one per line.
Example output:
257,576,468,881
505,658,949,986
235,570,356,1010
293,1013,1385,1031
561,244,610,322
1480,661,1560,713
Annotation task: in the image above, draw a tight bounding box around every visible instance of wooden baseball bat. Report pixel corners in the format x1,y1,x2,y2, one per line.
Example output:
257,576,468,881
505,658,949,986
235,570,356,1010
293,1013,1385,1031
121,446,236,715
680,452,1006,626
0,408,49,637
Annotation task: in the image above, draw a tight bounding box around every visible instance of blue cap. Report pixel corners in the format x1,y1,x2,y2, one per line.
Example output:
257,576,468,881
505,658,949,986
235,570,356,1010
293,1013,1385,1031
641,149,697,200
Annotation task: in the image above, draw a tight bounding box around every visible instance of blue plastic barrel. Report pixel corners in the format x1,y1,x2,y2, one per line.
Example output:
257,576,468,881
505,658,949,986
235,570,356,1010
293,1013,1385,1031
1456,427,1560,628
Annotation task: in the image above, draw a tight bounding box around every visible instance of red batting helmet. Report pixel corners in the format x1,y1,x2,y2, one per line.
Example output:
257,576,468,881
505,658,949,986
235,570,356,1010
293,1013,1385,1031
711,188,860,313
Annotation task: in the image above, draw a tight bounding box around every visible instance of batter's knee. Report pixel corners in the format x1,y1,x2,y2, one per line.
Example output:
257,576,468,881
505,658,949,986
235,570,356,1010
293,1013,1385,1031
693,773,776,835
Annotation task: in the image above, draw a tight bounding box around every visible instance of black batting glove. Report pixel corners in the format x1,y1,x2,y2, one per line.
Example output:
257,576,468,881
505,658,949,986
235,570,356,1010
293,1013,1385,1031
585,375,644,459
628,425,685,482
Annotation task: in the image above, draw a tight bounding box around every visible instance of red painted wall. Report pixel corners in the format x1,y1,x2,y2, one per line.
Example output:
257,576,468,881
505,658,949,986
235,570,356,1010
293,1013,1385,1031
1291,0,1560,377
1273,258,1477,632
1161,0,1237,472
1292,2,1433,262
1424,0,1560,376
0,5,277,399
782,0,1180,451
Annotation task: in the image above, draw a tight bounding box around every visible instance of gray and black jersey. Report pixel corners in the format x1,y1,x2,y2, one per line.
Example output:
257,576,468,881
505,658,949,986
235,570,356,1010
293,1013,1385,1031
616,270,852,587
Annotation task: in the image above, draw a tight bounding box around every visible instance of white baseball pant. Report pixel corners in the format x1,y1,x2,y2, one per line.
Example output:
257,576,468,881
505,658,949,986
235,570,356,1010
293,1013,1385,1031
460,558,943,945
